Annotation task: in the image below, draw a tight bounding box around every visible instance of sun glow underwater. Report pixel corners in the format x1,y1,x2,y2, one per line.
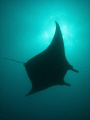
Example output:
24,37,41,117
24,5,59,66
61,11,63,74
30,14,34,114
41,22,74,46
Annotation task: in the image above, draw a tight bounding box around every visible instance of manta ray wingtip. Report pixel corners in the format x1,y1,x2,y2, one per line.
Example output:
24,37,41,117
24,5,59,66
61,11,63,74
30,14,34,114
25,91,32,96
55,21,58,24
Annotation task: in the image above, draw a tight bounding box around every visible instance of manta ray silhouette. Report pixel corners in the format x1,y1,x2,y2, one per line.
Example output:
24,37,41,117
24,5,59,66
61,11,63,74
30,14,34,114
4,21,79,96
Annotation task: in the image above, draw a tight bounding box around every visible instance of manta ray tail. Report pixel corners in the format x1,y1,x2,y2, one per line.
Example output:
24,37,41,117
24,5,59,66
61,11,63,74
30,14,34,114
3,58,25,64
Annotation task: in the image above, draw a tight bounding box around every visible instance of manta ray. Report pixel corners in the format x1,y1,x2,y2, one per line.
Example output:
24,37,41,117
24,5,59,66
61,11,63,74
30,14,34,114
4,21,79,96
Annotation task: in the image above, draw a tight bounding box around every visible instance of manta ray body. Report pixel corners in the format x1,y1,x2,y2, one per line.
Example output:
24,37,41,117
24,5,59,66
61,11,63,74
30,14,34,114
4,21,79,96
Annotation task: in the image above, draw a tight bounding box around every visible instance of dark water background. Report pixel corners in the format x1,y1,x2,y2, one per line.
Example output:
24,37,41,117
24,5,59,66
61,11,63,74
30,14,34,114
0,0,90,120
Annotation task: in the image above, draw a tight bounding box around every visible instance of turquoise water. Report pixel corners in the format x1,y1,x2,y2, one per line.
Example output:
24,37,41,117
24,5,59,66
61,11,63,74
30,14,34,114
0,0,90,120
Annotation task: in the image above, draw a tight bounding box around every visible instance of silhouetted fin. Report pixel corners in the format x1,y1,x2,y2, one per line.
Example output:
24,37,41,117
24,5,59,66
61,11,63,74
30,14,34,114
71,68,79,73
25,89,33,96
63,81,71,86
68,65,79,73
25,87,39,96
48,21,65,59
